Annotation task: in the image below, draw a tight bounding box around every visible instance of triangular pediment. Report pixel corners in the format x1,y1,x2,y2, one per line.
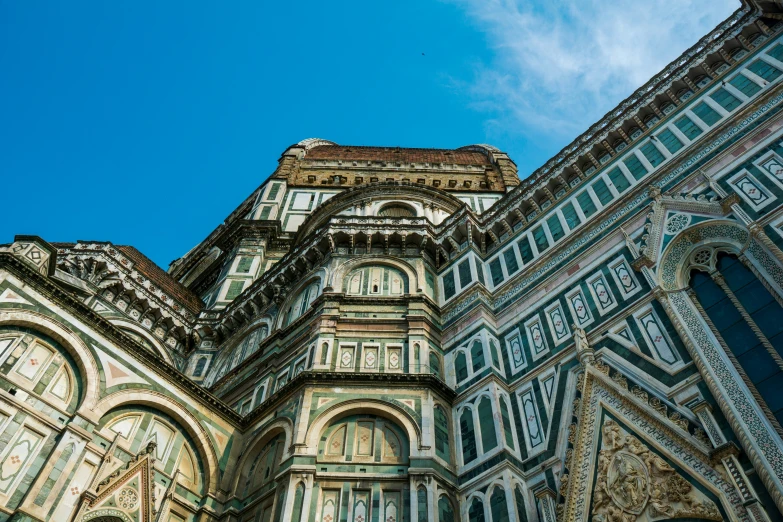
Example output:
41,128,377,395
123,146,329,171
559,360,750,522
632,190,729,270
75,442,157,522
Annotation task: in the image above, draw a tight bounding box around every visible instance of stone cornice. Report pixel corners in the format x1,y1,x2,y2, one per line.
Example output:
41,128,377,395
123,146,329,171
242,370,457,427
0,253,243,427
57,243,197,325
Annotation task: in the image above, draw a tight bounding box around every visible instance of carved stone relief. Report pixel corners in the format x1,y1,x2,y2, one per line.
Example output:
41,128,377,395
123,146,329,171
592,420,721,522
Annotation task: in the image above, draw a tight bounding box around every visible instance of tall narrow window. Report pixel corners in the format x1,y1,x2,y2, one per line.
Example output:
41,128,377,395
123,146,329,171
503,248,519,275
489,340,501,369
438,497,456,522
458,260,473,288
561,202,581,230
418,487,428,522
225,280,245,300
729,73,761,97
443,271,456,300
434,405,450,462
532,225,549,253
236,256,254,273
656,129,683,154
607,168,631,193
622,155,647,181
499,397,515,449
692,102,722,126
514,486,528,522
489,258,504,286
674,116,703,140
639,141,665,167
478,396,498,453
576,191,598,217
429,352,442,378
710,88,742,112
490,487,510,522
471,340,485,372
290,483,305,522
266,183,281,200
460,408,477,464
518,236,535,263
768,44,783,62
546,214,565,242
469,498,486,522
592,179,614,206
747,60,782,82
455,352,468,382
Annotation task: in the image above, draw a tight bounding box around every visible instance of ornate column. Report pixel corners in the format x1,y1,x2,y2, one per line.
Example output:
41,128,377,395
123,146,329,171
533,486,558,522
691,401,773,522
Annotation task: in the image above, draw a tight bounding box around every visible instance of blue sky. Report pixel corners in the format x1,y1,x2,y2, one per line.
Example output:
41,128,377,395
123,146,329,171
0,0,737,267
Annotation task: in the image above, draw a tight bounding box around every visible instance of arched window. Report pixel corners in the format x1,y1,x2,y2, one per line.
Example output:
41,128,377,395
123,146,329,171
460,408,477,464
286,280,320,326
434,405,450,462
194,356,208,377
290,482,305,522
469,497,486,522
0,328,79,412
489,340,501,369
478,397,498,453
470,340,485,372
490,487,509,522
318,342,331,366
455,352,468,382
499,397,515,449
438,496,456,522
417,487,428,522
318,414,409,464
326,425,346,456
99,407,205,495
430,351,442,378
378,204,416,217
690,252,783,425
345,265,408,296
514,486,529,522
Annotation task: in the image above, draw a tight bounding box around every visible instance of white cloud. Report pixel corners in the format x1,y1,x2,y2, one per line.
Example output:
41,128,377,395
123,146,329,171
447,0,739,139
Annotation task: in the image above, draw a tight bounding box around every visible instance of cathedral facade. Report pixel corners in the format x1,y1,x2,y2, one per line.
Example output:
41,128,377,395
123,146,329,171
6,3,783,522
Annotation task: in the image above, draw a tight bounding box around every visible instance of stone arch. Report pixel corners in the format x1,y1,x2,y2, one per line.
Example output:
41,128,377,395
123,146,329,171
92,389,220,495
329,255,419,295
228,417,294,493
293,182,467,240
377,201,418,217
657,219,750,292
110,319,173,365
0,309,100,416
211,318,274,374
277,272,324,329
304,399,424,456
342,263,410,297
